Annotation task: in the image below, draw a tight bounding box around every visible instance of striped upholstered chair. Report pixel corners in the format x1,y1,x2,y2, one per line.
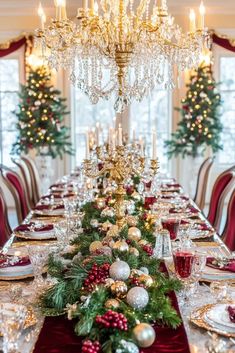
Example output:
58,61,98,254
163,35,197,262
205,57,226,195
0,186,12,247
21,156,41,205
222,189,235,251
194,157,214,210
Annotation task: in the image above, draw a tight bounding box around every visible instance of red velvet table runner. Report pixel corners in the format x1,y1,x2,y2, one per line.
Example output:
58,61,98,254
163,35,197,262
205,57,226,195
33,291,190,353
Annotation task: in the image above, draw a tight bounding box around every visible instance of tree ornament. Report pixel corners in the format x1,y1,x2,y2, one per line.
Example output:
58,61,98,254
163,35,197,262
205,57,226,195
97,246,112,257
90,219,99,228
132,323,156,348
126,215,138,227
126,287,149,309
112,240,129,252
107,225,119,238
129,247,139,257
132,191,141,201
83,263,110,291
101,207,115,218
109,260,130,280
138,239,148,246
111,281,128,298
101,221,113,231
139,267,149,275
104,278,115,288
138,274,154,288
116,340,139,353
96,197,106,209
102,236,115,247
105,298,120,309
89,241,103,253
128,227,141,241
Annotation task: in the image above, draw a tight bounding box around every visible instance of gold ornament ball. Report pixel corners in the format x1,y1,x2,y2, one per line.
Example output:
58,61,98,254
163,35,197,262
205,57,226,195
133,323,156,348
128,227,142,241
112,240,129,252
138,239,148,246
111,281,128,298
138,274,154,288
102,221,112,231
89,241,103,253
130,247,139,257
96,197,106,209
105,298,120,309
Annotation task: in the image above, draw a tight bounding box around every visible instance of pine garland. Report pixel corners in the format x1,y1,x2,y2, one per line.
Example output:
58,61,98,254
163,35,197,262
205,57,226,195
40,191,182,351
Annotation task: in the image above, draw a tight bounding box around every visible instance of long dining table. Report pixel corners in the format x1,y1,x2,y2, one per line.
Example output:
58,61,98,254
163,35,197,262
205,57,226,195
0,173,234,353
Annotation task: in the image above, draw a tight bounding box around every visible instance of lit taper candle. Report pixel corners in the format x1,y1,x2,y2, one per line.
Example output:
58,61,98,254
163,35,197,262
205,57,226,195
199,1,205,30
86,131,90,159
152,130,157,160
189,9,196,33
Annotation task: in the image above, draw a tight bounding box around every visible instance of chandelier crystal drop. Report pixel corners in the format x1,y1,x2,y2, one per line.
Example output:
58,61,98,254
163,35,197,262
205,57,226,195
36,0,209,112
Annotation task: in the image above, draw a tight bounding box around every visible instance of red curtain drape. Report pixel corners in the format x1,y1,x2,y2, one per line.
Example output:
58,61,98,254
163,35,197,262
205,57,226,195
212,32,235,53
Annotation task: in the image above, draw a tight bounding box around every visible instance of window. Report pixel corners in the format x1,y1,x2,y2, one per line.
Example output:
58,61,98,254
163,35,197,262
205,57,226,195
0,58,20,167
71,87,115,166
130,89,171,175
218,56,235,165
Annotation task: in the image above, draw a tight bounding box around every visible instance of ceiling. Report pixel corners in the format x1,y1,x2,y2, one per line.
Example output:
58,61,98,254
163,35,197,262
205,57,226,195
0,0,235,17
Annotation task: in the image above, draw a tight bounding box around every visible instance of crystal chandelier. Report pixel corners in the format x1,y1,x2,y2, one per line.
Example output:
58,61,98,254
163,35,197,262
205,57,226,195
36,0,208,112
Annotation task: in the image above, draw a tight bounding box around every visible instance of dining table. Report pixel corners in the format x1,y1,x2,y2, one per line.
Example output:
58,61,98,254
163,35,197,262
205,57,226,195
0,171,235,353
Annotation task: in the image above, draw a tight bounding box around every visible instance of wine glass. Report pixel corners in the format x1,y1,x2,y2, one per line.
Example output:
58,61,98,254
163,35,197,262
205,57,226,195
191,250,207,297
54,221,69,249
162,217,180,240
0,303,27,353
173,246,195,303
27,245,49,290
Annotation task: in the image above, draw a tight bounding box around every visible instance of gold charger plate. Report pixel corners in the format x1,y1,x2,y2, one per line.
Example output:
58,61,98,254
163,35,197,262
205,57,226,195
0,306,37,336
15,231,56,241
190,304,235,338
12,240,57,247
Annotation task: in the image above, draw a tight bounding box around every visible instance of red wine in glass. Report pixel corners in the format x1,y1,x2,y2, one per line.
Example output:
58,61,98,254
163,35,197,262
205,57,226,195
144,196,156,210
173,251,194,279
161,218,180,240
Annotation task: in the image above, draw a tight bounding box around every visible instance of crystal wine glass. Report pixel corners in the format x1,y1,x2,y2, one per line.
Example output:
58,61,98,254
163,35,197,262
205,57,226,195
162,217,180,240
0,303,27,353
27,245,49,290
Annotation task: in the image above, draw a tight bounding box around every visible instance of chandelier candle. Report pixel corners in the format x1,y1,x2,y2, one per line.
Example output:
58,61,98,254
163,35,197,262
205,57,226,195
199,1,205,30
189,9,196,33
86,132,90,160
152,130,157,160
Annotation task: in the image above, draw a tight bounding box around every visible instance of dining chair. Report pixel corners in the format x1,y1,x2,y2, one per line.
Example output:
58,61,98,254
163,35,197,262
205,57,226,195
0,166,30,224
222,189,235,251
21,156,41,205
0,186,12,247
207,168,235,232
194,157,214,210
12,157,35,209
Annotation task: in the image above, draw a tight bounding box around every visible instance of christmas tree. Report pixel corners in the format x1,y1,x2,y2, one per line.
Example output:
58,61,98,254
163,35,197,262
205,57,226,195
165,65,223,158
12,66,73,159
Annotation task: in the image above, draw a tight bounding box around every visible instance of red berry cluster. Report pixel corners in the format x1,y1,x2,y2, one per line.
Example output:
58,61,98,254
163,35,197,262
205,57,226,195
83,263,110,291
95,310,128,331
142,245,153,256
81,340,101,353
130,275,145,288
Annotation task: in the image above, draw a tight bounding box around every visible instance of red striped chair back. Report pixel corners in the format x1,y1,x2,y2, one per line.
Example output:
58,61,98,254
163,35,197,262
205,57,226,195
222,189,235,251
0,186,12,247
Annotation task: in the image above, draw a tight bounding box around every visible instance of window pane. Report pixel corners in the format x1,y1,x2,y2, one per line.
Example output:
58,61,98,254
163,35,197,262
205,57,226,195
73,88,115,166
218,56,235,164
0,59,19,92
130,90,171,175
0,58,19,166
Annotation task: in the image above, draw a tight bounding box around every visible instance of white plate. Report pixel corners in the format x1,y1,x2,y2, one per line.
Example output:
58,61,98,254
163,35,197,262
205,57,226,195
204,304,235,331
201,265,235,281
17,229,56,240
34,209,64,217
0,263,33,279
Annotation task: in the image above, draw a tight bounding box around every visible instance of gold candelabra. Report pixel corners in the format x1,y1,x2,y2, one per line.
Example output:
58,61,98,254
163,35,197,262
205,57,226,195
84,144,158,229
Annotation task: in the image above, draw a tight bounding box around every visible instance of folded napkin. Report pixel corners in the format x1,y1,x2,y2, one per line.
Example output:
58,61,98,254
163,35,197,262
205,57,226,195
188,205,199,214
0,255,30,268
228,306,235,323
34,204,64,211
206,257,235,272
15,223,54,232
166,183,181,188
50,183,66,188
181,220,190,225
181,196,189,201
63,193,76,198
42,194,62,200
197,224,211,231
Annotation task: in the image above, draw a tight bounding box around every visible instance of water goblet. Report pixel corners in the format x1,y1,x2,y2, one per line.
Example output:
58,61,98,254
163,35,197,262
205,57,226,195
190,250,207,296
27,245,49,290
0,303,27,353
54,221,68,249
162,217,180,240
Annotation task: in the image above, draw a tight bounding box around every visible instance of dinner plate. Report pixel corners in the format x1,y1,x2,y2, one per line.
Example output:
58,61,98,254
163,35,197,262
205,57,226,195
16,229,56,240
204,304,235,331
34,209,65,217
0,262,34,280
201,265,235,282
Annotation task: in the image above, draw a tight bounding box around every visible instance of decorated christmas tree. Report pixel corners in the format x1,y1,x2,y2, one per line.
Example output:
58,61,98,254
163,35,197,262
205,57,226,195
12,66,73,159
165,65,223,158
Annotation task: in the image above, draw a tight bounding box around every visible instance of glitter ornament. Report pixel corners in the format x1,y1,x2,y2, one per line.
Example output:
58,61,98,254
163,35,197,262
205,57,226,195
89,241,103,253
101,207,115,218
139,267,149,275
105,298,120,309
104,278,115,288
90,219,99,228
112,240,129,252
107,225,119,238
116,340,139,353
111,281,128,298
126,215,138,227
126,287,149,309
132,323,156,348
128,227,141,241
109,260,130,280
138,274,154,287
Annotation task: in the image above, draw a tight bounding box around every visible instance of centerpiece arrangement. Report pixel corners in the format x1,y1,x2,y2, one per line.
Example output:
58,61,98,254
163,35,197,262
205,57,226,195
41,134,182,353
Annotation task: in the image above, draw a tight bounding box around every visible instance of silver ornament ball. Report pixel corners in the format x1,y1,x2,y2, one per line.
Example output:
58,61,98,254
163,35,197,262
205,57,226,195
139,267,149,275
109,260,131,281
126,287,149,309
133,323,156,348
